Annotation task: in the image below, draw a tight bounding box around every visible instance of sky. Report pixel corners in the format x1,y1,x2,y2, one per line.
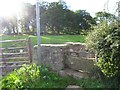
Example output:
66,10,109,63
0,0,119,17
23,0,119,16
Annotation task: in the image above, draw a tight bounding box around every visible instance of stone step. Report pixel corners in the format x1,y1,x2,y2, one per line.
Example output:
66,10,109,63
0,61,30,66
66,85,82,90
0,63,30,76
58,69,89,79
0,65,22,76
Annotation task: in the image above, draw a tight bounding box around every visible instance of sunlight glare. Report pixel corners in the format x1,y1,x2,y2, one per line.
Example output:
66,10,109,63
0,0,22,17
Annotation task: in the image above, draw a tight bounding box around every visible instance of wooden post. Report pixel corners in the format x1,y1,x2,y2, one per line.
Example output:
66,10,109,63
28,37,32,63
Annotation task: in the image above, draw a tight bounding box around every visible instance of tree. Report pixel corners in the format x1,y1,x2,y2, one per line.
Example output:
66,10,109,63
0,1,96,35
45,1,68,35
94,11,116,23
0,15,18,35
7,15,18,34
63,10,82,35
20,3,36,34
45,1,96,35
75,10,96,33
20,2,49,35
0,17,10,34
40,1,49,35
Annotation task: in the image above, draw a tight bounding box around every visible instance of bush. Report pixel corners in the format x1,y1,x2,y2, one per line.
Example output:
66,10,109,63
86,20,120,86
1,64,42,88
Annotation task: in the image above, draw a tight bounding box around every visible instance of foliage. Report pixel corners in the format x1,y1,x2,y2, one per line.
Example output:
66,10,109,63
0,1,96,35
75,10,96,30
94,11,117,24
0,15,18,34
1,64,107,89
1,64,41,88
20,3,36,34
86,20,120,86
45,2,96,35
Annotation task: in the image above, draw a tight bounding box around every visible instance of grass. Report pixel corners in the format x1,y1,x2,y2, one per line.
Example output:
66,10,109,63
1,64,106,89
31,73,105,89
0,34,85,48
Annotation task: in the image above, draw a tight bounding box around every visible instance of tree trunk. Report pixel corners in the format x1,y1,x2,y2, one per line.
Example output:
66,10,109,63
25,22,30,34
12,26,16,34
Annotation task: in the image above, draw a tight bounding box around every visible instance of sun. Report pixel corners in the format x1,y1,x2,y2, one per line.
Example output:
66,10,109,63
0,0,22,17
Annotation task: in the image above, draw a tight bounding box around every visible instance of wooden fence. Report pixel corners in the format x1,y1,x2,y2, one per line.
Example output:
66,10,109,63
0,38,32,75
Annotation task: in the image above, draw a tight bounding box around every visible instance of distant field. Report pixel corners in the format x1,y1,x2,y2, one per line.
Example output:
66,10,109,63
0,34,85,48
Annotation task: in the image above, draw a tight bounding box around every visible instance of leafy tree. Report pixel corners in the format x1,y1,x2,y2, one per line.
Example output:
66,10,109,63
45,1,68,34
94,11,116,23
40,1,49,35
0,16,18,35
0,17,11,34
45,2,95,35
20,3,36,34
8,15,18,34
75,10,96,33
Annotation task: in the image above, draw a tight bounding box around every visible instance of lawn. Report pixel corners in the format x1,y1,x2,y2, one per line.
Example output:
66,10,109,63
0,34,85,48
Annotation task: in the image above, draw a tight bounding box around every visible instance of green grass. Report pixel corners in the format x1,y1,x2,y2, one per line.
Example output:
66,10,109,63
1,64,106,89
0,34,85,48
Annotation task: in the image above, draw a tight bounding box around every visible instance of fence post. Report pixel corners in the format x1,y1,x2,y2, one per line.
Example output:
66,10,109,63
28,37,32,63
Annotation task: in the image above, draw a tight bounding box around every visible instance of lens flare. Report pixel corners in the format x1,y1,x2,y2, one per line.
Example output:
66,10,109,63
0,0,22,17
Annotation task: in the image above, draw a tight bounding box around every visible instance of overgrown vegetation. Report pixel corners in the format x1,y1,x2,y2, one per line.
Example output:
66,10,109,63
86,20,120,88
1,64,110,89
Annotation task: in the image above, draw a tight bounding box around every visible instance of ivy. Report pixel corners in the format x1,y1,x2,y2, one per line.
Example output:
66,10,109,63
86,20,120,84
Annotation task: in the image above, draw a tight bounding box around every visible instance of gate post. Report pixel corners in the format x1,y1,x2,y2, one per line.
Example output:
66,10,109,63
28,37,32,63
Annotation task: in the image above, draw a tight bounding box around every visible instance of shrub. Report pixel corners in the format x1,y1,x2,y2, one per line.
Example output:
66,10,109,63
1,64,42,88
86,20,120,86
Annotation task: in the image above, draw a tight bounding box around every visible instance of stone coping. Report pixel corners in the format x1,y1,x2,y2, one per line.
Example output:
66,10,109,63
34,42,86,48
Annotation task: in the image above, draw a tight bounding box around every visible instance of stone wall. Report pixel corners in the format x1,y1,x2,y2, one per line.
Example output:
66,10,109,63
33,42,95,73
33,44,65,71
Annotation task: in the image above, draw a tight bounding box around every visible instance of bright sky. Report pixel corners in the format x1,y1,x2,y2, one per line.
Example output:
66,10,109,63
45,0,119,16
0,0,119,17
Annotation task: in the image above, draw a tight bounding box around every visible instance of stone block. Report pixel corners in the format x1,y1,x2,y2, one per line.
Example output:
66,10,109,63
65,56,95,72
33,44,66,71
66,85,82,90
